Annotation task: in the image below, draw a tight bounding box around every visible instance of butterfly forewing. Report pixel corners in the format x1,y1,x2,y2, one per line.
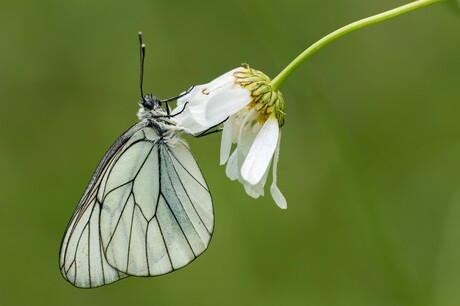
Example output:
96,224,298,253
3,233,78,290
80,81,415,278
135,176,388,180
59,122,147,288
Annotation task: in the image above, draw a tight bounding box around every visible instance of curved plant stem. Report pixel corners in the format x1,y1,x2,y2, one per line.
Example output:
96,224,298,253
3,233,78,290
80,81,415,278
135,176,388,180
271,0,447,90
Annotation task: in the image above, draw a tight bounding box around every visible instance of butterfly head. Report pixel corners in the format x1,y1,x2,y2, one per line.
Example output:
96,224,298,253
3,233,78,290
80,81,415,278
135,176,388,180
140,94,161,110
137,94,166,120
137,93,180,129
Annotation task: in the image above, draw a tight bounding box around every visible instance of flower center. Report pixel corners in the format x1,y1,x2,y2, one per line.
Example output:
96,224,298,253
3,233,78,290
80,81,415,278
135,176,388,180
234,64,285,127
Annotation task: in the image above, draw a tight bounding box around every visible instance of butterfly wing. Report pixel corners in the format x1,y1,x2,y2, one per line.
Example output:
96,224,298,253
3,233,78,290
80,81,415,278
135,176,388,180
59,122,148,288
100,131,214,276
60,121,214,288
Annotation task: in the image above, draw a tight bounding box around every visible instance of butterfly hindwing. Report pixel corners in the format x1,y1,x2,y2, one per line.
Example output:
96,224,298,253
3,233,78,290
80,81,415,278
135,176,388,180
100,129,214,276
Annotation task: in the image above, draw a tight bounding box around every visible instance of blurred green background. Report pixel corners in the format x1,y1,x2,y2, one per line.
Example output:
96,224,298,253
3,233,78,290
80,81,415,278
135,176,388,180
1,0,459,305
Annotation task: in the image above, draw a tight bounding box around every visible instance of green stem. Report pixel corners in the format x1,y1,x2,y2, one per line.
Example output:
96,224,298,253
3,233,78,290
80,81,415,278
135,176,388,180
271,0,447,91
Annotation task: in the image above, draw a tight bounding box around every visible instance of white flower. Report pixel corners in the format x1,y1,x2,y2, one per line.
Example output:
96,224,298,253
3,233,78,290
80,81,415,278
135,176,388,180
172,65,287,209
172,68,251,134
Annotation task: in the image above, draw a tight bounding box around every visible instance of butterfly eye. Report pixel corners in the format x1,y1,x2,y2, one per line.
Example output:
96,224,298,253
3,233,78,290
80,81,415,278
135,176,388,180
142,94,160,110
142,97,154,110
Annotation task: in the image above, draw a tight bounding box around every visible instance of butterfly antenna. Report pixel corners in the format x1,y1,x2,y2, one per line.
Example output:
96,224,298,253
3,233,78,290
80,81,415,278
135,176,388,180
139,32,146,102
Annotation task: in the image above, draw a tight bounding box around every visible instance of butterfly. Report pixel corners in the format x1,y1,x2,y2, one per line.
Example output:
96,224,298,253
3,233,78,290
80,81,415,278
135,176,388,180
59,33,214,288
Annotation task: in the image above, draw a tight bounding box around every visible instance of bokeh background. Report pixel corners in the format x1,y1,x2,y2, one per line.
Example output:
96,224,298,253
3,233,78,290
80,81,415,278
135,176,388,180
1,0,459,305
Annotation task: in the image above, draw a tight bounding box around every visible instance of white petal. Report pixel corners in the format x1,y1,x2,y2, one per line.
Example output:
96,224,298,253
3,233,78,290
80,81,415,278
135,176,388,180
173,68,244,124
172,109,207,134
204,87,251,125
171,86,212,133
242,163,270,198
207,68,242,88
175,86,249,129
174,85,208,109
235,112,261,183
235,109,260,159
220,116,235,165
270,182,286,209
173,86,212,125
243,183,262,199
176,67,241,108
225,149,239,181
270,134,287,209
231,111,247,143
186,102,211,125
241,117,279,185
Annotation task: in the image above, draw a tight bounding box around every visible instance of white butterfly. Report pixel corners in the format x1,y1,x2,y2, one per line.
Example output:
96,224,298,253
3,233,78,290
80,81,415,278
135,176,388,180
60,35,213,288
59,93,214,288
